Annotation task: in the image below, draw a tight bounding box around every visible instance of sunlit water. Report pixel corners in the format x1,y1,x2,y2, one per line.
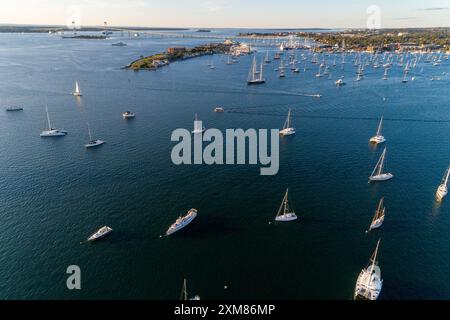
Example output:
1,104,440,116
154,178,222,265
0,30,449,299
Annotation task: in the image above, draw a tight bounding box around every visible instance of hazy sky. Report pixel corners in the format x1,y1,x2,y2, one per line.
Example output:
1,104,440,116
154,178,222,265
1,0,449,28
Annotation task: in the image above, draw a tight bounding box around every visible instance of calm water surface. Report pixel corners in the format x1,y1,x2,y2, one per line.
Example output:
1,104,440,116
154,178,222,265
0,30,449,299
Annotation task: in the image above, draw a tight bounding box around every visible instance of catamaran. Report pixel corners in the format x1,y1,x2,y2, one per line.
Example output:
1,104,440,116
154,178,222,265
370,117,386,144
275,189,298,222
247,56,265,85
166,209,198,236
192,113,205,134
368,198,386,231
87,226,113,242
354,239,383,300
73,81,82,96
436,166,450,202
40,106,67,137
180,278,200,300
369,148,393,182
280,109,296,136
85,123,105,148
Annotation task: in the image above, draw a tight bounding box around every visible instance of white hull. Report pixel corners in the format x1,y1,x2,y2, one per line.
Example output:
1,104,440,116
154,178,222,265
40,129,67,137
369,173,393,182
192,128,206,134
88,226,113,242
370,217,384,230
354,266,383,300
436,185,448,201
280,128,296,136
73,93,82,97
275,213,298,222
85,140,105,148
370,135,386,144
166,209,198,236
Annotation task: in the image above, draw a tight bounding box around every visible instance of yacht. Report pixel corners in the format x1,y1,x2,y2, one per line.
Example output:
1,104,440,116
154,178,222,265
247,56,265,85
280,109,296,136
369,117,386,144
6,106,23,112
354,239,383,300
85,123,105,148
192,114,206,134
214,107,224,113
275,189,298,222
122,111,135,119
368,198,386,231
40,106,67,137
335,79,346,86
369,148,393,182
180,278,200,300
112,42,127,47
166,209,198,236
87,226,113,242
73,81,82,96
436,166,450,202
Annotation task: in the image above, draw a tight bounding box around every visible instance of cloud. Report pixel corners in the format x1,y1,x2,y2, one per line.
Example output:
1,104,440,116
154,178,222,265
417,7,449,11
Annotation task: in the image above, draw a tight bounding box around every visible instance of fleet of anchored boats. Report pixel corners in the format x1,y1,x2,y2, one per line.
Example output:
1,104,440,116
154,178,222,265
4,39,449,300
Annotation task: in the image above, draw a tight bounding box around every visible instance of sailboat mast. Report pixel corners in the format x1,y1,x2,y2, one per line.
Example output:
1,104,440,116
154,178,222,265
45,105,52,129
367,240,381,288
180,278,188,300
376,117,383,136
284,189,289,215
377,149,386,176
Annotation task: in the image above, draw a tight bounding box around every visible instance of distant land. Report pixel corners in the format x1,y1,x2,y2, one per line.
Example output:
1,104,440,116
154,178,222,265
0,24,189,33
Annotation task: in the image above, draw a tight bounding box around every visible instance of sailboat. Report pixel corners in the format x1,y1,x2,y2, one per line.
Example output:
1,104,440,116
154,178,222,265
401,71,408,83
72,81,82,96
85,123,105,148
368,198,386,231
192,114,205,134
264,51,271,64
279,58,285,78
226,54,232,65
369,148,393,182
436,166,450,202
247,56,265,85
382,68,389,80
275,189,298,222
279,109,296,136
354,239,383,300
180,278,200,300
369,117,386,144
40,106,67,137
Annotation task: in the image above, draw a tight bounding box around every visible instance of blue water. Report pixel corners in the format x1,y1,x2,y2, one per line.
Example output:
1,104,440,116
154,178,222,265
0,30,449,299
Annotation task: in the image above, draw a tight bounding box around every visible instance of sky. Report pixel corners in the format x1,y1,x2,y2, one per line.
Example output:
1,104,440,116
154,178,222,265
0,0,449,29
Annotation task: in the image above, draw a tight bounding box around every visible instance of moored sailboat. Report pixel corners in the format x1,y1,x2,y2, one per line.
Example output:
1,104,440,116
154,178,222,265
369,148,393,182
279,109,296,136
40,105,67,137
436,166,450,202
85,123,105,148
247,56,265,85
354,239,383,300
180,278,200,300
369,117,386,144
368,198,386,231
275,189,298,222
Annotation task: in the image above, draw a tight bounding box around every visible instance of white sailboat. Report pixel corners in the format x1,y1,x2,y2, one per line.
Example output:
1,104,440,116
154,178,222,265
436,166,450,202
369,148,393,182
247,56,265,85
369,117,386,144
264,50,271,64
85,123,105,148
73,81,82,96
180,278,200,300
275,189,298,222
354,239,383,300
280,109,296,136
40,106,67,137
368,198,385,231
192,113,205,134
279,58,285,78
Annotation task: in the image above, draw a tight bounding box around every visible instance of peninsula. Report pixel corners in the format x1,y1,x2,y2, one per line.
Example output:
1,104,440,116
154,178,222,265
126,42,235,71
